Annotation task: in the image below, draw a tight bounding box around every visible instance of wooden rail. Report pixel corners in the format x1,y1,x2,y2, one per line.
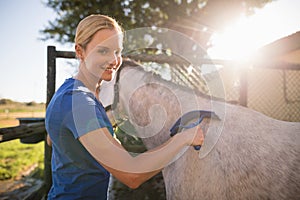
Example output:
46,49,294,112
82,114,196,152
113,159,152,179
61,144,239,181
0,121,45,143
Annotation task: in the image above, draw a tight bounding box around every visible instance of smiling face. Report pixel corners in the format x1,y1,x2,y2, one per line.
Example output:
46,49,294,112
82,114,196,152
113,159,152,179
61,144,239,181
77,28,123,82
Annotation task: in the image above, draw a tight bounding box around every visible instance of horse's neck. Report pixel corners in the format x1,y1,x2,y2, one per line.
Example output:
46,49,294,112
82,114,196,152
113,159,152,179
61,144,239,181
118,66,212,148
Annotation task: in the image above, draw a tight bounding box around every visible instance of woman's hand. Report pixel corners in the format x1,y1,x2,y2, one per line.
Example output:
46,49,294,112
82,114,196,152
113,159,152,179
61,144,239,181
184,125,205,147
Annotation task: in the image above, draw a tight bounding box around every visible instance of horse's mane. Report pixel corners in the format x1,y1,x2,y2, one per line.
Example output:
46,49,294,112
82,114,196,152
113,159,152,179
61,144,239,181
120,57,226,103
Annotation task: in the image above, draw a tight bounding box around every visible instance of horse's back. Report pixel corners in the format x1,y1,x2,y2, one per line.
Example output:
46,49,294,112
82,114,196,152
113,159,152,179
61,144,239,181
163,104,300,200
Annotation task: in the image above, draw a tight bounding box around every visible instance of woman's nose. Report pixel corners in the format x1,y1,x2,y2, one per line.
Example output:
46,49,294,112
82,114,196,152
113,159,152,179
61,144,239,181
108,53,119,67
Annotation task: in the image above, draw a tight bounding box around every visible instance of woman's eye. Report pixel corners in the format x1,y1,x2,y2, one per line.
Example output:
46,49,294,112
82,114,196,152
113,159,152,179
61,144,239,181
98,48,108,55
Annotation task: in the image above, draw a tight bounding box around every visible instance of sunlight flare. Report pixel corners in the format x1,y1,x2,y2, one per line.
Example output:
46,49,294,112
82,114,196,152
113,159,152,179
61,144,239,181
207,0,300,62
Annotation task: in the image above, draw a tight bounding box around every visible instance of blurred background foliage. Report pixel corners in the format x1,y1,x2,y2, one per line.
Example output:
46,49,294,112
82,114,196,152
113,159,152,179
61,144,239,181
40,0,272,49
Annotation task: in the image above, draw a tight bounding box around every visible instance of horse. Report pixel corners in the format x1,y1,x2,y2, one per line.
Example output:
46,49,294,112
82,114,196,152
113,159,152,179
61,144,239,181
100,59,300,200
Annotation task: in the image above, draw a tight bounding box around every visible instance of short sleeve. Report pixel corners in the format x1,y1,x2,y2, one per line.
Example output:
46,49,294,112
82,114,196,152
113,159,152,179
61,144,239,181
66,92,109,139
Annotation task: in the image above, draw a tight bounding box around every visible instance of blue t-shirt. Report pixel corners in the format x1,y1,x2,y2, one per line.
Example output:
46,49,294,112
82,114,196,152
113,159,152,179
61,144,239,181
45,78,114,200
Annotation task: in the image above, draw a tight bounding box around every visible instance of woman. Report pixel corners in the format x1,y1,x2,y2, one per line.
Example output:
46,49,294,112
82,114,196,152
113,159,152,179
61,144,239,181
45,14,204,199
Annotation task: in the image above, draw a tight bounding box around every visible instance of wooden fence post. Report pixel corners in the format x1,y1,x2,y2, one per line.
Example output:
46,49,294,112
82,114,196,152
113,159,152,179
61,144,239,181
239,68,248,107
45,46,56,194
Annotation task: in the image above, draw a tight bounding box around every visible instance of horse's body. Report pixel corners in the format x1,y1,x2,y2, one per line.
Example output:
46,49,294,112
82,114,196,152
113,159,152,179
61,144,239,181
102,61,300,200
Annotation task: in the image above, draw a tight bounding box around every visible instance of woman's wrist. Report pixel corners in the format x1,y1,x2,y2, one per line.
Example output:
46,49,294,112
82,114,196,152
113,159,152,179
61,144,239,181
176,129,194,146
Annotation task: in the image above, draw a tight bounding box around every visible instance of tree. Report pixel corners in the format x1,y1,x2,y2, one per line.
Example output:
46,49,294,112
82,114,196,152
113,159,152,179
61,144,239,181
41,0,272,49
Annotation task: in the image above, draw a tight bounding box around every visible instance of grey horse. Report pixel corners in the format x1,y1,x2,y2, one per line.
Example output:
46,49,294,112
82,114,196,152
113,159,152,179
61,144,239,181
101,60,300,200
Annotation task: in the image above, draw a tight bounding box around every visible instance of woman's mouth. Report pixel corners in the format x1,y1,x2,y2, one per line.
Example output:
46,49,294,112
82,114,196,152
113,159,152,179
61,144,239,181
105,68,113,72
105,66,118,71
104,67,117,74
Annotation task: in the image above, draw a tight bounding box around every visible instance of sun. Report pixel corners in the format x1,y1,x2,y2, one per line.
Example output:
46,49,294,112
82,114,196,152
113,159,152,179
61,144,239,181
207,16,262,61
207,0,299,62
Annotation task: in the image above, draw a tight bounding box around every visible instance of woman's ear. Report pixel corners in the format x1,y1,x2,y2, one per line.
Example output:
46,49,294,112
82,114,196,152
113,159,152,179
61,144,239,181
75,44,84,60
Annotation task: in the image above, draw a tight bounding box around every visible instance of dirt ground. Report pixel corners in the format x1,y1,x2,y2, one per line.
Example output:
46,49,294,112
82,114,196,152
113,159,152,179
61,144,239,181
0,110,46,199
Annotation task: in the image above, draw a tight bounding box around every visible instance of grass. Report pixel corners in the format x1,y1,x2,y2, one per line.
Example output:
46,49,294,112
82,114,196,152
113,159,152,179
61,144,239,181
0,140,44,180
0,99,45,180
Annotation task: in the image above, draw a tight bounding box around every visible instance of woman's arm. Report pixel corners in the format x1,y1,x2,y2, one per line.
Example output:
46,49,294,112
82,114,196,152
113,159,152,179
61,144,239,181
79,126,203,188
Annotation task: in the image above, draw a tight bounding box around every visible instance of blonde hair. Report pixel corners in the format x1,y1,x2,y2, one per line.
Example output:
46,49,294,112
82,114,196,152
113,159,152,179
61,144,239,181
75,14,123,49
